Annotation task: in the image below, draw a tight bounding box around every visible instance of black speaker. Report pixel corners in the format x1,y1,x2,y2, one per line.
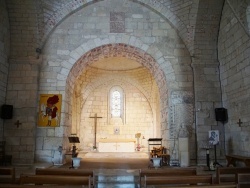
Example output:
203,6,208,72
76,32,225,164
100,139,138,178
1,105,13,119
215,108,228,122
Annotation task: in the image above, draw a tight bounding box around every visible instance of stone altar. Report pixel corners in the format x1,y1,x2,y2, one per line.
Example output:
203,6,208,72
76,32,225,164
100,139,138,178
98,139,136,152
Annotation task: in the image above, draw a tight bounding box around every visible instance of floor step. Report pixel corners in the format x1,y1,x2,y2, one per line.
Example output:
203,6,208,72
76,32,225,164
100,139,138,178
95,182,139,188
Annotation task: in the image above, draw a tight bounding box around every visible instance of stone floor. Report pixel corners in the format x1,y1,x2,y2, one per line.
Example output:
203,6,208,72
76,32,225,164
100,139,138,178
1,152,216,188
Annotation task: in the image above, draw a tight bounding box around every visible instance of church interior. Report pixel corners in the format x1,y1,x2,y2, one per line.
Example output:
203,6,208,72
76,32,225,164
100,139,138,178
0,0,250,187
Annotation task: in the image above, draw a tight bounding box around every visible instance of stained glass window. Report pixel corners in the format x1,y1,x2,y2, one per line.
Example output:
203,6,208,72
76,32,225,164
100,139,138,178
110,86,124,119
111,90,121,117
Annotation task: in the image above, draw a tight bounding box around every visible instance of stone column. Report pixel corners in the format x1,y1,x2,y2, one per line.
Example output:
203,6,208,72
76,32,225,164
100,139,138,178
191,61,223,165
178,124,190,167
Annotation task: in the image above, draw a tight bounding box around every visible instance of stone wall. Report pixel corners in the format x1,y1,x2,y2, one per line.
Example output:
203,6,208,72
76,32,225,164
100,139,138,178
0,0,10,139
6,0,39,58
77,67,159,151
36,0,193,164
36,0,198,54
191,0,225,165
4,0,40,164
1,0,231,166
218,0,250,157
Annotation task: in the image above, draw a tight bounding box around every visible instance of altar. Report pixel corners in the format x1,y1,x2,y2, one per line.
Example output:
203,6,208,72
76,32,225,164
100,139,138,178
98,139,136,152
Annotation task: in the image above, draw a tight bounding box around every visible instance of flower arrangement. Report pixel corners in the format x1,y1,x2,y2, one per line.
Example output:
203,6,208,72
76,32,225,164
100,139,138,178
136,144,141,151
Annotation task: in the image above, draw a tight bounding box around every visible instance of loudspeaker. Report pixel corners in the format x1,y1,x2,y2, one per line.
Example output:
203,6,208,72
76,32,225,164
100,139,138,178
1,105,13,119
215,108,228,122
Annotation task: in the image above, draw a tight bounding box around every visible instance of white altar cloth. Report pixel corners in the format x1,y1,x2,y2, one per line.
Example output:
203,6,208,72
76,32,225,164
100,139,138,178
98,139,136,152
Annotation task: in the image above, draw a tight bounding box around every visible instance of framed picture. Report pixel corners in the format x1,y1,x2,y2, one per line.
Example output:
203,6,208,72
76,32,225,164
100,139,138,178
209,130,219,145
38,94,62,127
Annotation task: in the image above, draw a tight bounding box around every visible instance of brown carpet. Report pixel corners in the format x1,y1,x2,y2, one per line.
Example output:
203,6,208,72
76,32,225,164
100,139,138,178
62,157,150,170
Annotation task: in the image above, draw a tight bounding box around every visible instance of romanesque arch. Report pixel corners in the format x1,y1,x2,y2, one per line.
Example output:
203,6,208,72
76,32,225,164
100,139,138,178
65,43,169,141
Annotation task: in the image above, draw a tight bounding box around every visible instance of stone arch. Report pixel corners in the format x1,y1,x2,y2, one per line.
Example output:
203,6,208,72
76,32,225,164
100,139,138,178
66,43,169,134
66,43,169,88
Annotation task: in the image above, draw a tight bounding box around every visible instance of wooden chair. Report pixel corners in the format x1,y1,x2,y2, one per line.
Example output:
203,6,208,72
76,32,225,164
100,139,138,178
158,184,238,188
216,166,250,184
0,141,12,166
0,184,84,188
237,173,250,188
35,168,93,176
139,167,197,187
0,167,16,184
19,174,91,187
35,168,94,186
144,174,213,187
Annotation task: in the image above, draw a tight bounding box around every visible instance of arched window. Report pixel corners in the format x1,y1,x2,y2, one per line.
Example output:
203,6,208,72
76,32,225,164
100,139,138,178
111,90,121,117
110,86,124,119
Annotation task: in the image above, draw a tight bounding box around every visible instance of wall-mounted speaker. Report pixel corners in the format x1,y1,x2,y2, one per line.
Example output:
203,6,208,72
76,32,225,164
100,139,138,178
215,108,228,122
1,105,13,119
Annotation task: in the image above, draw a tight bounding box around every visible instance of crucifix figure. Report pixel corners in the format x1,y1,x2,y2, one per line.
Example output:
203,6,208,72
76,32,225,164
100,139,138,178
237,119,243,127
89,113,102,148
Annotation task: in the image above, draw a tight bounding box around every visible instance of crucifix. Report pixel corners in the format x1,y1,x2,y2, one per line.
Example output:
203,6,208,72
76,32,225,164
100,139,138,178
89,113,102,148
14,120,22,128
237,119,243,127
